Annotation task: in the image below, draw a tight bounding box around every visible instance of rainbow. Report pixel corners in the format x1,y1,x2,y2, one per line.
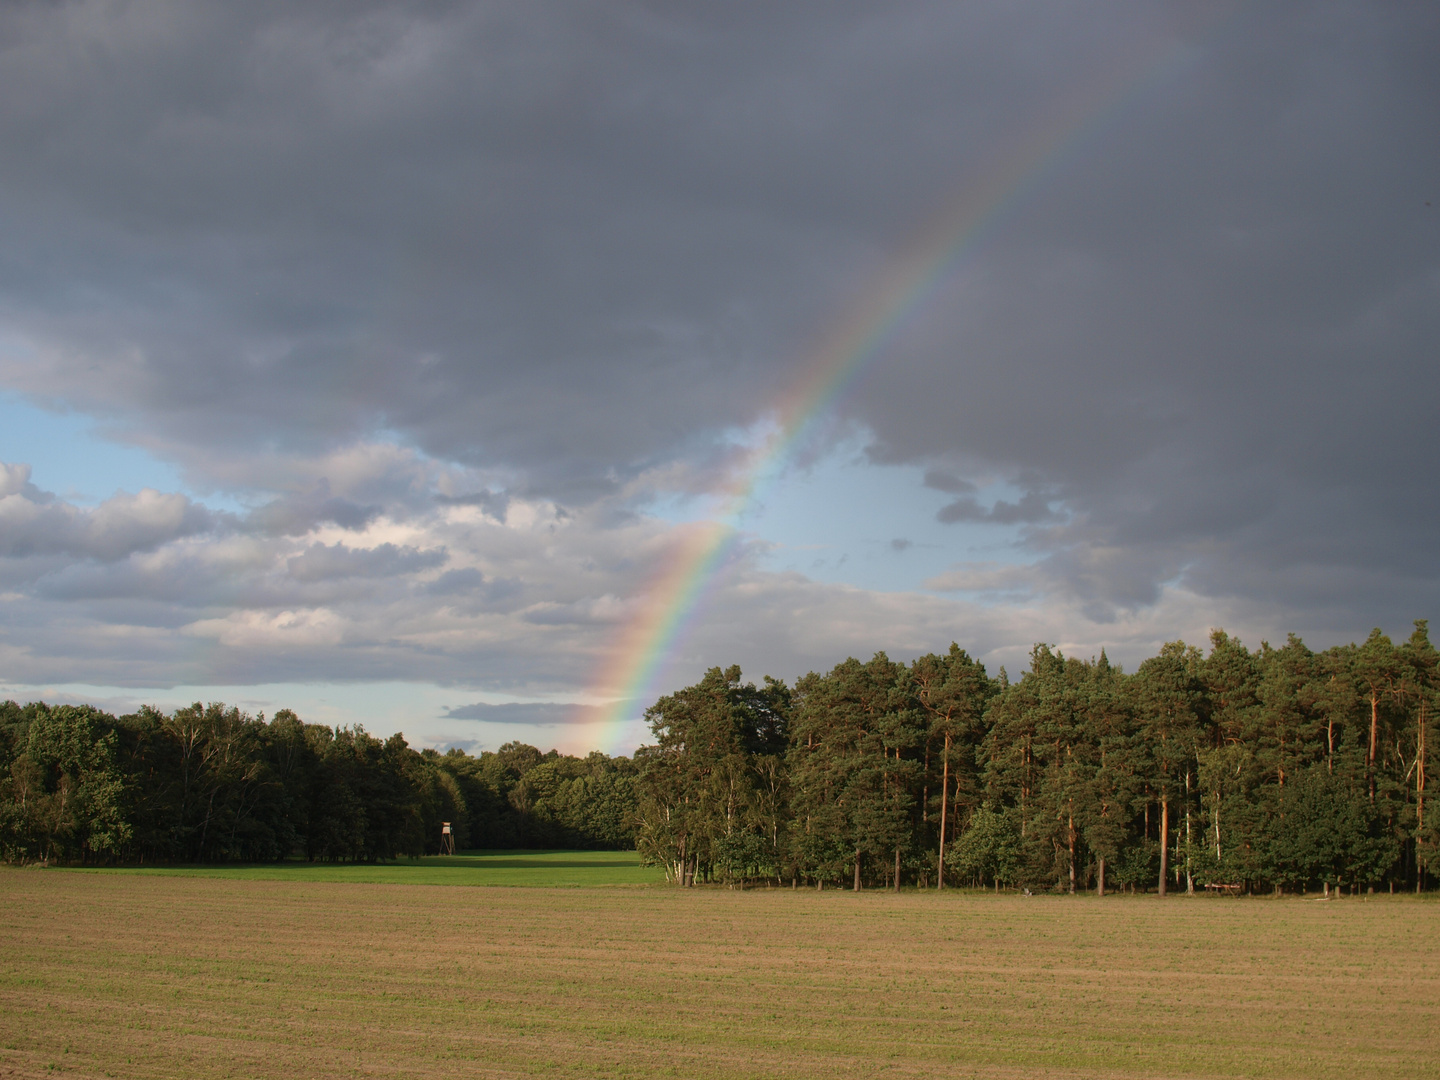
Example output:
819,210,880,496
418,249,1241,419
577,26,1225,753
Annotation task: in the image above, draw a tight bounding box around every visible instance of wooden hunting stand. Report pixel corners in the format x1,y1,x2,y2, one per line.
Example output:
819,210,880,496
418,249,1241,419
440,821,455,856
1204,882,1242,895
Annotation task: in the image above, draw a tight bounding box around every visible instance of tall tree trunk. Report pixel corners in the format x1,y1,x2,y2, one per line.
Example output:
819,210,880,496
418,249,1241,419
854,849,862,891
895,847,901,892
1097,856,1106,897
937,733,950,890
1158,799,1170,897
1214,793,1222,862
196,788,217,865
922,742,930,824
1369,688,1380,803
1067,813,1076,895
1418,698,1427,895
1020,740,1030,837
1185,771,1194,895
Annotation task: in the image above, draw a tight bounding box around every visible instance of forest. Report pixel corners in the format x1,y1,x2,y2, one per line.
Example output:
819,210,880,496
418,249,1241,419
2,622,1433,895
0,702,637,864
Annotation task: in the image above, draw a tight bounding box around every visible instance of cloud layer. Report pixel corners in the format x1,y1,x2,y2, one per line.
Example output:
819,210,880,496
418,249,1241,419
0,2,1436,721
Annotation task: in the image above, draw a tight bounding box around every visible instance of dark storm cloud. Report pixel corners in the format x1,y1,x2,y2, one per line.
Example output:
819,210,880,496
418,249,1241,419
0,0,1435,651
0,1,1176,476
857,4,1440,628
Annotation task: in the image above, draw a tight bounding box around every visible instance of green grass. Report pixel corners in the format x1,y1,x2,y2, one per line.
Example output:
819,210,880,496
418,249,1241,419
55,848,665,887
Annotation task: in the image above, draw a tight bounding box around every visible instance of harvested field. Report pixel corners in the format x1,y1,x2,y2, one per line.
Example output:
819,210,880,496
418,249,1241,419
1,871,1437,1080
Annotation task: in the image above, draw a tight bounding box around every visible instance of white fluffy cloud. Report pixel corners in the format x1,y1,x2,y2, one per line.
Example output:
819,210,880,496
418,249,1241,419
0,444,1304,707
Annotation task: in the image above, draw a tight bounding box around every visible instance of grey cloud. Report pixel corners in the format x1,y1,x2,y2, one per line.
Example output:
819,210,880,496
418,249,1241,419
423,567,525,613
890,538,912,552
936,491,1058,525
0,463,53,503
32,544,432,610
934,498,982,524
0,471,214,561
921,469,975,496
425,567,486,595
245,487,382,536
287,542,446,582
0,491,1386,697
925,562,1039,598
0,0,1433,684
434,490,511,520
0,2,1182,492
35,553,242,605
442,702,609,727
522,598,627,627
1032,543,1177,623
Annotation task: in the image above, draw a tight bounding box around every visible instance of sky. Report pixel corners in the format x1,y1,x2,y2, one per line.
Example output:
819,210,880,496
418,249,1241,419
0,1,1436,755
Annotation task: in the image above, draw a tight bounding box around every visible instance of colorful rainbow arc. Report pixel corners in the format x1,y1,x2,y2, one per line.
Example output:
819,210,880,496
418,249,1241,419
576,31,1219,754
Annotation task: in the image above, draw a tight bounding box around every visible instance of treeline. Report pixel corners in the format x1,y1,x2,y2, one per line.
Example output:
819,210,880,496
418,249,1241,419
7,622,1433,891
633,624,1435,894
0,701,636,864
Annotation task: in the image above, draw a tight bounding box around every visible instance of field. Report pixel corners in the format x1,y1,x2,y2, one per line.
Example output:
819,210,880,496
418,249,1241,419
50,849,665,888
2,861,1438,1080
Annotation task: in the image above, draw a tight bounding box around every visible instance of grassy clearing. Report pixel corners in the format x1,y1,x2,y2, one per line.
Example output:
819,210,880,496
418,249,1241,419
1,872,1437,1080
50,849,663,888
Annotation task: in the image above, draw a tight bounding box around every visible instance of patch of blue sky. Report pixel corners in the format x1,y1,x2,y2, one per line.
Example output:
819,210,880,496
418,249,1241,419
3,397,229,511
644,437,1038,594
0,395,257,514
0,395,188,504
